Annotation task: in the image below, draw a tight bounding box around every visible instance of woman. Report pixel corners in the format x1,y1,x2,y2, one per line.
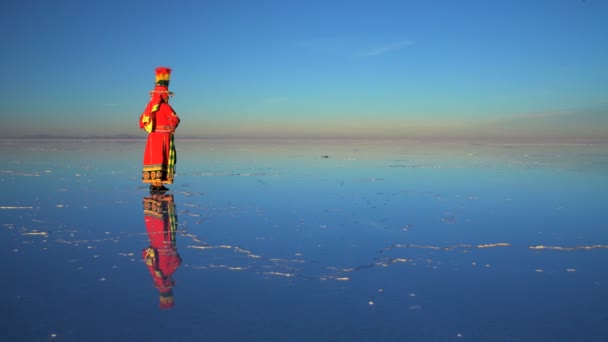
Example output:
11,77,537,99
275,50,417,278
139,67,181,192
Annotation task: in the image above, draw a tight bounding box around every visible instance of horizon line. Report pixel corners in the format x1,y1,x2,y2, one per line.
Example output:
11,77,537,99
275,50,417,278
3,135,608,145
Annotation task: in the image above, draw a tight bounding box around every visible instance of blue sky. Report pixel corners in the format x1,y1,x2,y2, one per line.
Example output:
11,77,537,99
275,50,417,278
2,0,607,139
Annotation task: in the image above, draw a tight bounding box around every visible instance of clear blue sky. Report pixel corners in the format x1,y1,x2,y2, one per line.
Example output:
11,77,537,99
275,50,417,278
3,0,607,139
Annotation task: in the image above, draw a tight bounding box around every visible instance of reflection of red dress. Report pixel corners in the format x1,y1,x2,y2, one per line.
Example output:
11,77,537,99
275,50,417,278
142,193,182,309
139,95,180,184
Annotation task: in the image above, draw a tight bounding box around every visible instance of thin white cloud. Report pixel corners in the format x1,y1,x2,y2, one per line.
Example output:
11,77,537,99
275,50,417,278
295,38,414,58
355,40,414,57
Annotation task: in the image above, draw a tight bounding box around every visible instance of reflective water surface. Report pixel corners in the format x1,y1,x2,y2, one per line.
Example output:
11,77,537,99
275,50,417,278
2,139,608,341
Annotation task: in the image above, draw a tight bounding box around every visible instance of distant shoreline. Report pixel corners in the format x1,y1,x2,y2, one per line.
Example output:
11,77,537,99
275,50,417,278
2,136,607,145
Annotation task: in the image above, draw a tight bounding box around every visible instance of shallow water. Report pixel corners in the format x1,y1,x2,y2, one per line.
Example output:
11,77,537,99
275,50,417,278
2,139,608,341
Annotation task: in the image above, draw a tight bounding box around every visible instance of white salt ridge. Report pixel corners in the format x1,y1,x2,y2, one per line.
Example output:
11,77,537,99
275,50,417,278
264,271,294,277
22,231,48,237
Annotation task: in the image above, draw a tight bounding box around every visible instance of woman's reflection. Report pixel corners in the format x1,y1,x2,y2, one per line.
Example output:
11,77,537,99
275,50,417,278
142,192,182,309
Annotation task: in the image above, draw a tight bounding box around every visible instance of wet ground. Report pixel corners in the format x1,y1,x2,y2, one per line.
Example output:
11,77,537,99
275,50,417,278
2,139,608,341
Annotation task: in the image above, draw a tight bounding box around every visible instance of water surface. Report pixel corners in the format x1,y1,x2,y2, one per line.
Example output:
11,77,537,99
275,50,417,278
2,139,608,341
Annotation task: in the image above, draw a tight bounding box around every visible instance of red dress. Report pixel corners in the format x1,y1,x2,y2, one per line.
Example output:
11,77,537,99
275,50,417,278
142,193,182,309
139,94,180,184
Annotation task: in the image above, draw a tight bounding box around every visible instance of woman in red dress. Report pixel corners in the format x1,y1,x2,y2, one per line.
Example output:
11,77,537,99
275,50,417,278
139,67,181,192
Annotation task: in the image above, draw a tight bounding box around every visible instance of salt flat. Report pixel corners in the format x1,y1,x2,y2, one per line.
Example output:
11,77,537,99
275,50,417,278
2,139,608,341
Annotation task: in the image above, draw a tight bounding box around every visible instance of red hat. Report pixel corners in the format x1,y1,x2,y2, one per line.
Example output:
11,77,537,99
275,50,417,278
150,67,174,97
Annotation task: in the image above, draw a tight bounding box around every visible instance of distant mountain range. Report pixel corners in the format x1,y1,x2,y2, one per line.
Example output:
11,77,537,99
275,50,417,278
5,109,607,142
10,133,146,140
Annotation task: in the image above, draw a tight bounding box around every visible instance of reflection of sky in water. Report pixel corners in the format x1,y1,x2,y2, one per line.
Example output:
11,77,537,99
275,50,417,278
2,140,608,341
